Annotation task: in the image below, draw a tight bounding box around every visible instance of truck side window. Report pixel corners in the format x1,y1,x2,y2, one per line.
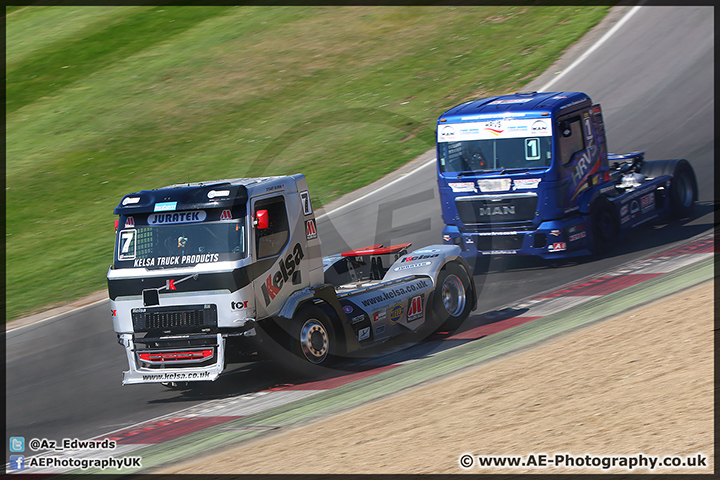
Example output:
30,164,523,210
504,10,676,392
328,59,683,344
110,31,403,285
559,117,585,165
255,196,289,258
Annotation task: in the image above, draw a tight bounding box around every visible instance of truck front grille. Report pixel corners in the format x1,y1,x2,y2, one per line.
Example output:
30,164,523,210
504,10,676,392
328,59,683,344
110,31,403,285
474,234,526,252
456,194,538,225
132,305,217,332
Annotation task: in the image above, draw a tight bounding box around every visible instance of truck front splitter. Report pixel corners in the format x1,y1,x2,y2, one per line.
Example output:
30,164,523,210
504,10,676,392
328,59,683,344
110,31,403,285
119,333,226,385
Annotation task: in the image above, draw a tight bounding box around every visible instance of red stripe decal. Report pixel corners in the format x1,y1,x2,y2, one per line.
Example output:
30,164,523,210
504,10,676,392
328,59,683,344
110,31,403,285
563,273,662,296
108,416,240,444
274,365,399,391
450,316,542,340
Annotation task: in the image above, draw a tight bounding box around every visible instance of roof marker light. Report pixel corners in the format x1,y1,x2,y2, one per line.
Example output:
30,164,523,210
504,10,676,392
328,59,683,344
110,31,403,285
208,189,230,199
122,196,141,205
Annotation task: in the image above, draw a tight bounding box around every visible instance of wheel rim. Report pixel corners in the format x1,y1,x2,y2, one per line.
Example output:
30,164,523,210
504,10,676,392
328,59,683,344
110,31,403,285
441,274,466,317
300,318,329,364
675,173,694,208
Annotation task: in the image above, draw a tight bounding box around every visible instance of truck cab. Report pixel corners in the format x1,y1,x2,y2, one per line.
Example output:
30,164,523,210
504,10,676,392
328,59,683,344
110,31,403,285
436,91,696,262
108,175,323,384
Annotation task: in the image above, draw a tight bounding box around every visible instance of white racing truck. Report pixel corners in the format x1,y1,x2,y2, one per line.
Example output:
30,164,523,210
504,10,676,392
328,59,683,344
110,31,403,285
108,174,476,385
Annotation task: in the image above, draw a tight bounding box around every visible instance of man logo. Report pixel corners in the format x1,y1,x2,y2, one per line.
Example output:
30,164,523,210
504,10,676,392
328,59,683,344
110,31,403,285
306,219,318,240
125,216,135,228
220,209,233,221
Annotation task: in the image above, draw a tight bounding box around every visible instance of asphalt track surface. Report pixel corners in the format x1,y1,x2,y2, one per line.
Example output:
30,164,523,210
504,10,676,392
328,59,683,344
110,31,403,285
6,5,714,461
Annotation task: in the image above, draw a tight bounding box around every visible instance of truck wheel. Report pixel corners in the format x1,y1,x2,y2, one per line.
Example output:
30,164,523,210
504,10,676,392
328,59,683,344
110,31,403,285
590,197,618,254
293,306,336,367
433,262,472,333
640,159,697,218
668,161,697,218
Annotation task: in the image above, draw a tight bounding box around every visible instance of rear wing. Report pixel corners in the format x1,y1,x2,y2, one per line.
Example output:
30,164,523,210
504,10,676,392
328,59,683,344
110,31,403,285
340,243,412,257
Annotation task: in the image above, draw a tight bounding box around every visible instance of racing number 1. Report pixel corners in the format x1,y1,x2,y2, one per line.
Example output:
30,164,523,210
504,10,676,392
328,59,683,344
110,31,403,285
525,138,540,160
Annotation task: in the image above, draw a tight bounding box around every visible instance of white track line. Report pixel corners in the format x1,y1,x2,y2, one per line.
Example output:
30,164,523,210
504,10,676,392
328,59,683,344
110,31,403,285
316,158,436,220
539,4,644,92
9,6,641,331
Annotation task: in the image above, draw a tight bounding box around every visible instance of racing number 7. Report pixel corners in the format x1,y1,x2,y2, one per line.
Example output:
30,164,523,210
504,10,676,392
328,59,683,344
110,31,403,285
119,230,136,260
300,191,313,215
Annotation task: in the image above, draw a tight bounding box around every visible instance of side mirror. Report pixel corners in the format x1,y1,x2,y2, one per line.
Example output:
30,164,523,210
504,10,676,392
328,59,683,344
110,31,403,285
255,209,269,229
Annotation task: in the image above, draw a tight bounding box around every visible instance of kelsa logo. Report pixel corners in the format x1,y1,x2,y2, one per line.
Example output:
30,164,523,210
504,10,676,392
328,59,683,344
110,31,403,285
401,253,439,263
261,243,304,306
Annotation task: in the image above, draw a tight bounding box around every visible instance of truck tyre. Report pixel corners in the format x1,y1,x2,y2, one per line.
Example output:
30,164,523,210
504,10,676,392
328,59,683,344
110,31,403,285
292,305,336,367
590,196,619,255
640,159,697,218
668,161,697,218
433,262,472,333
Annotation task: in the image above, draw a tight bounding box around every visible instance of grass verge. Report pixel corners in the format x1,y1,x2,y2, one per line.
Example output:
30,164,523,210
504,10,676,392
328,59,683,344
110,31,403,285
6,5,609,320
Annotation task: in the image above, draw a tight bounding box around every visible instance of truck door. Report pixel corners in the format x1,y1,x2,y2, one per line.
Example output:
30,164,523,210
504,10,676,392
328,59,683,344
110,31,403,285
251,194,295,319
557,106,605,210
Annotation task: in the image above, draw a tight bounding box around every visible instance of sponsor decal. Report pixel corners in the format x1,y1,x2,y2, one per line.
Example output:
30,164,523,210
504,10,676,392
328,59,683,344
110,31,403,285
571,151,596,187
300,190,313,215
620,205,630,217
373,309,386,322
407,295,424,322
220,209,233,221
569,231,586,242
351,314,365,324
484,122,504,136
132,253,219,268
402,253,439,263
414,248,441,254
266,184,285,192
480,250,518,255
393,261,432,272
375,325,386,335
559,97,589,110
389,304,404,324
154,202,177,212
513,178,541,190
112,309,117,317
261,243,305,306
166,279,177,290
488,98,532,105
439,125,456,141
231,301,248,310
531,120,549,134
305,219,318,240
449,182,477,193
630,200,640,215
477,178,511,192
358,327,370,341
550,229,561,237
124,216,135,228
343,305,354,314
641,193,655,213
548,242,567,252
620,215,630,224
148,210,207,225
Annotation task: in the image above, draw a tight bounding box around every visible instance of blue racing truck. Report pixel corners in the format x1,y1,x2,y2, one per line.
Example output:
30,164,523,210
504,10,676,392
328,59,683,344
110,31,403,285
436,91,697,263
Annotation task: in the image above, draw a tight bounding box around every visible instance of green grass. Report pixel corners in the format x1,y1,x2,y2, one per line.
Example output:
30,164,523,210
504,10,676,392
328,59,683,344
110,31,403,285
6,5,609,320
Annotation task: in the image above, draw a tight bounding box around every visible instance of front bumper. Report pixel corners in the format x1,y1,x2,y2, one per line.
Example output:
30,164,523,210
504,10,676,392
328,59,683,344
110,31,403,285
443,218,592,260
118,333,226,385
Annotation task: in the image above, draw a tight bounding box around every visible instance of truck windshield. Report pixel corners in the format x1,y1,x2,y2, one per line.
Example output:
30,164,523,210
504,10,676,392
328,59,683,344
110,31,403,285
114,218,247,269
438,137,552,174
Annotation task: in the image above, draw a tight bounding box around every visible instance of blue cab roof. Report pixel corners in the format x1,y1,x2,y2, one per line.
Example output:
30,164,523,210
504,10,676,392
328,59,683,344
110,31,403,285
438,91,591,123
